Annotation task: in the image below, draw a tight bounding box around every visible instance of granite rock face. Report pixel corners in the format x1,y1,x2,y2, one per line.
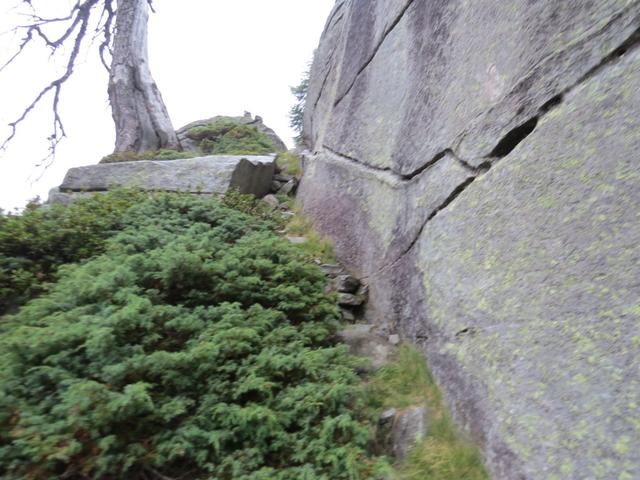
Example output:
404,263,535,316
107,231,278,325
300,1,640,478
54,155,275,200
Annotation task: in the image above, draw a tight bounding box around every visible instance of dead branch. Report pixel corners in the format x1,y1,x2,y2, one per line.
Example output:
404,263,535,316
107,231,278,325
98,0,115,71
0,0,113,164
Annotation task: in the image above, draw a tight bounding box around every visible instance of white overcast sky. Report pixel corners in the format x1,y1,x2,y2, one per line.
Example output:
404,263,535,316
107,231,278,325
0,0,334,210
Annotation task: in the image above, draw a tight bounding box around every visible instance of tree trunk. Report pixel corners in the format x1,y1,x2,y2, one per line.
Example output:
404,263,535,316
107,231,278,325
108,0,180,152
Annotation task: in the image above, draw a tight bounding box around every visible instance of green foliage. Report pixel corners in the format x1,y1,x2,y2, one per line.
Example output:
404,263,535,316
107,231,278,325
186,118,240,141
286,206,336,263
222,189,284,226
0,194,386,479
276,151,302,177
365,346,488,480
186,119,276,156
100,149,195,163
289,66,310,145
0,190,144,315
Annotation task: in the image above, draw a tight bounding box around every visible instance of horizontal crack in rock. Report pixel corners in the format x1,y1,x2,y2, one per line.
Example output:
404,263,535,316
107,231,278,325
458,22,640,158
322,145,481,183
341,25,640,281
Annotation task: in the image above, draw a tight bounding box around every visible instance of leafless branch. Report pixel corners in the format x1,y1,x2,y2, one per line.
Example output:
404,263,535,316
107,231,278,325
0,0,104,161
1,0,159,165
98,0,115,71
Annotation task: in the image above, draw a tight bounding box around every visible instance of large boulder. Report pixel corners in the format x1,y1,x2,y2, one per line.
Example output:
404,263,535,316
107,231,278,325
52,155,275,202
300,1,640,478
176,112,287,154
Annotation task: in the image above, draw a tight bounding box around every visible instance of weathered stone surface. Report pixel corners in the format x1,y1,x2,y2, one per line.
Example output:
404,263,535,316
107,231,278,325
176,113,287,153
412,49,640,480
47,188,105,205
301,150,471,271
301,1,640,478
391,405,428,459
320,264,346,277
285,236,307,245
335,274,360,293
261,194,280,210
270,180,284,192
278,179,298,196
340,308,355,323
388,334,400,346
308,0,640,174
337,324,394,371
380,408,397,425
274,173,293,183
337,292,365,308
58,155,276,197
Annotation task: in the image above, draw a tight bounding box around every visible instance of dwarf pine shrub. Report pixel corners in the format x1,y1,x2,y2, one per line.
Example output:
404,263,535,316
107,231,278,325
0,190,145,315
0,193,384,479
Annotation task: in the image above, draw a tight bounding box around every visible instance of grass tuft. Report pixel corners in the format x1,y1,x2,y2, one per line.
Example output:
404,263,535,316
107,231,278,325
276,151,302,177
285,205,336,263
365,346,489,480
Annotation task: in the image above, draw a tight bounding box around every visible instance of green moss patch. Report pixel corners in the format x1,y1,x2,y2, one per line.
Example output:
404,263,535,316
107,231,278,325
186,119,276,155
101,149,195,164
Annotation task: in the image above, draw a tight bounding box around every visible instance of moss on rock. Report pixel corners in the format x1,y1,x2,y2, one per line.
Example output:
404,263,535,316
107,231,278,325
100,149,195,164
186,118,276,155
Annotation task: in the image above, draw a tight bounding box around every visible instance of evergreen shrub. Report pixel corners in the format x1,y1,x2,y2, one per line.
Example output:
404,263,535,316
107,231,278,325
0,190,144,314
0,193,383,479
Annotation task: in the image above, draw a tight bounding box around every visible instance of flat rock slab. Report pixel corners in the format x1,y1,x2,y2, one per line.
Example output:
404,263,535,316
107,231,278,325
59,155,276,197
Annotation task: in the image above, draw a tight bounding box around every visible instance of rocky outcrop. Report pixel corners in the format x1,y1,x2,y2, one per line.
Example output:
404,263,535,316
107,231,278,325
50,155,276,203
300,1,640,478
176,112,287,153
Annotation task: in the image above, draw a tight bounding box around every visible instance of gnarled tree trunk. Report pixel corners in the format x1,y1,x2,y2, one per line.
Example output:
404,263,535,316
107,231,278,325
108,0,179,152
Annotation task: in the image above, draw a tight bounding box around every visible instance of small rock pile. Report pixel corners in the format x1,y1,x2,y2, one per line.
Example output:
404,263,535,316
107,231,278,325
270,172,298,196
314,265,428,462
320,264,368,322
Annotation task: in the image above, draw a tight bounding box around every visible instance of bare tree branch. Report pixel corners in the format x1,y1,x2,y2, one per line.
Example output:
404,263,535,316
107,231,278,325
0,0,103,162
1,0,172,166
98,0,115,71
0,29,33,73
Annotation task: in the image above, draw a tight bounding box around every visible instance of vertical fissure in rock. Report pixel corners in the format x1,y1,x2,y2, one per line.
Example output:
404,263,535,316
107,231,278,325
333,0,417,107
